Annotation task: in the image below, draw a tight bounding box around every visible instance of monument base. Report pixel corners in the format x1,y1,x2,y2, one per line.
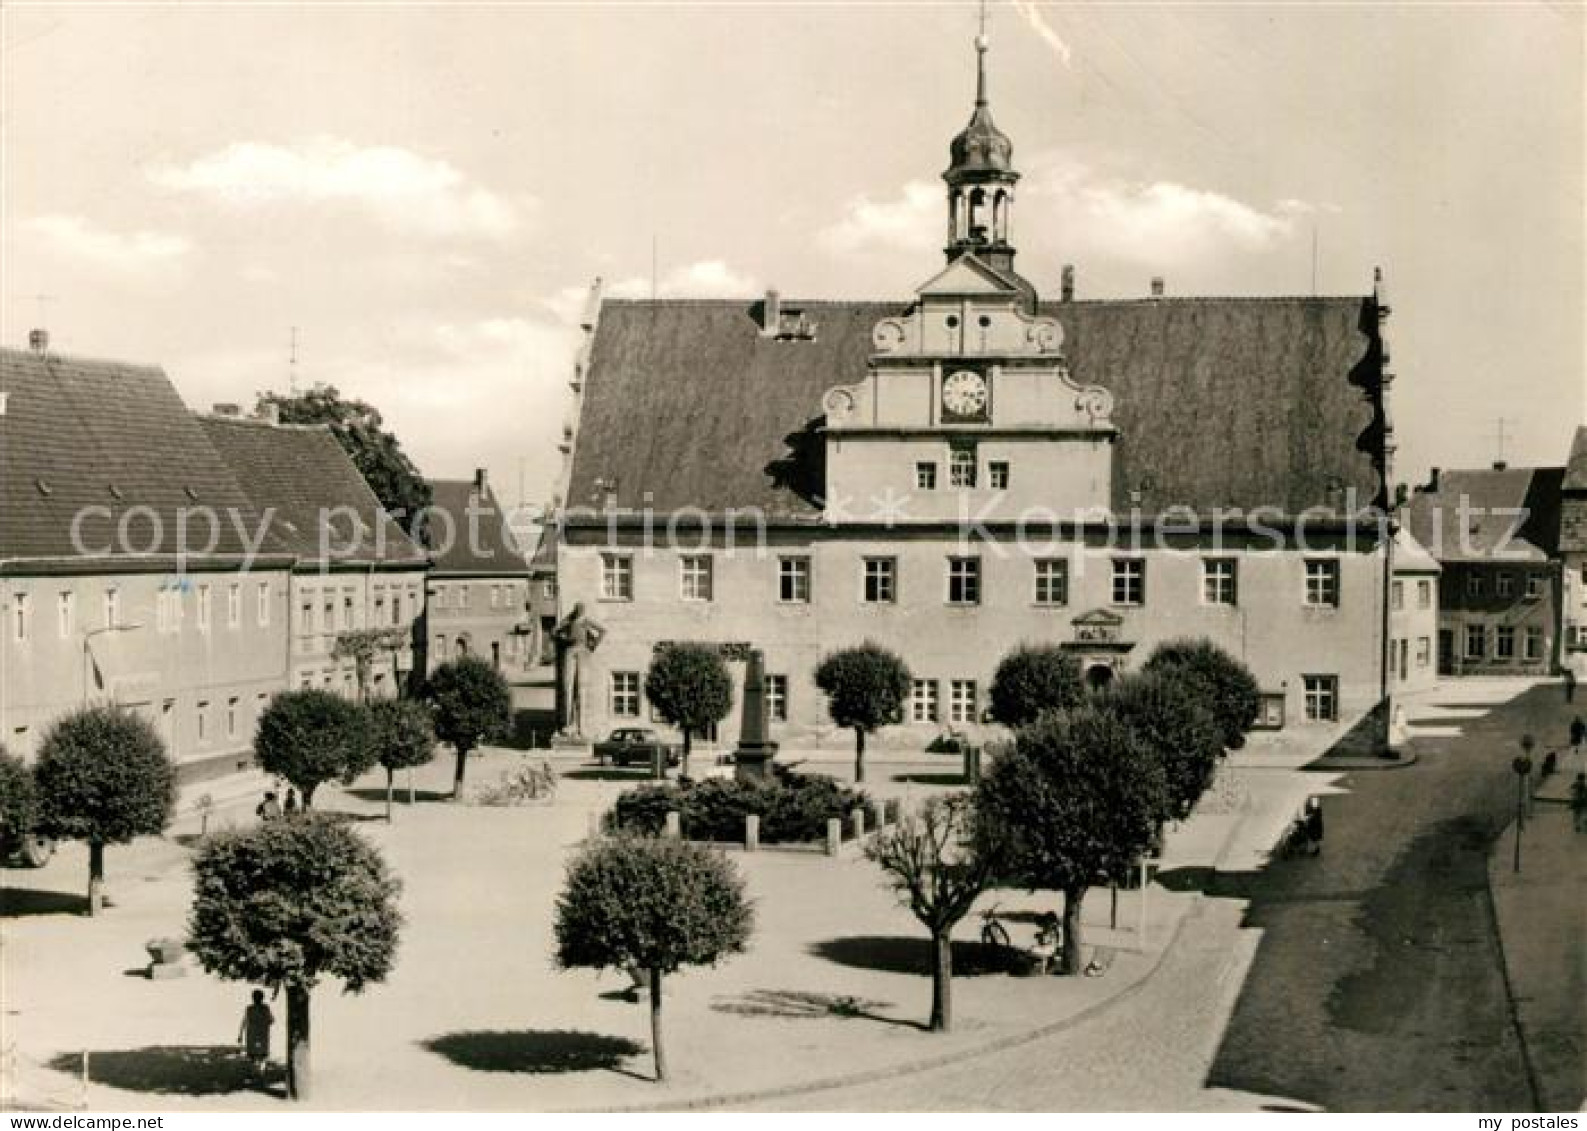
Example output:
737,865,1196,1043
733,743,779,781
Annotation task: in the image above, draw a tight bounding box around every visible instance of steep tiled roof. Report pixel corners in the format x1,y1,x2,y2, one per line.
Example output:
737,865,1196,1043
0,347,287,564
423,478,525,575
566,295,1384,518
1393,529,1442,574
198,415,426,567
1564,426,1587,492
1404,466,1564,563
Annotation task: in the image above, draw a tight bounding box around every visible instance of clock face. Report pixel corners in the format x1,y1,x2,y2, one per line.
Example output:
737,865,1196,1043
942,370,989,418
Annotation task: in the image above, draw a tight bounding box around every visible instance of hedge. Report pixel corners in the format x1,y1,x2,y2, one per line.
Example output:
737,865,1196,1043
607,770,878,845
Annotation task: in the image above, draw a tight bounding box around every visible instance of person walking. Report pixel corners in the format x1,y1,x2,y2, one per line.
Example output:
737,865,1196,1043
237,989,274,1077
255,791,281,822
1304,797,1325,856
1565,667,1578,705
1570,716,1585,750
282,787,299,816
1570,773,1587,833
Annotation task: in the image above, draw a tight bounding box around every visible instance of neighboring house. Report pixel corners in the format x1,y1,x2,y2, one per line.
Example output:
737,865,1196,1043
1558,426,1587,677
546,34,1395,750
200,408,428,699
1388,529,1441,695
1405,464,1563,676
421,469,531,674
1,341,294,782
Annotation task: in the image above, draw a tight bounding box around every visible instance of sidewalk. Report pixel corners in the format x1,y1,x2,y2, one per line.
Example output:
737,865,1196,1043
1487,806,1587,1112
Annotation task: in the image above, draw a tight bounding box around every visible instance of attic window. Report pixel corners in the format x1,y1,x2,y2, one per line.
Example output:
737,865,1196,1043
34,478,51,497
108,484,124,500
771,308,818,341
184,486,201,501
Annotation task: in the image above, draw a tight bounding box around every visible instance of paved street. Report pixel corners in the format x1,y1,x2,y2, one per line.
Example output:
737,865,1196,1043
744,678,1575,1112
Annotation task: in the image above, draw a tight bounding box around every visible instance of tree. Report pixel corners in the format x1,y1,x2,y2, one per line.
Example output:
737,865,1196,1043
365,698,436,820
33,707,177,915
257,384,431,532
254,690,376,808
426,655,512,798
1100,671,1225,819
188,815,401,1101
1143,638,1261,751
333,627,410,703
813,643,911,783
975,704,1168,974
644,643,733,777
554,835,752,1082
988,644,1084,728
0,745,40,854
863,794,1003,1031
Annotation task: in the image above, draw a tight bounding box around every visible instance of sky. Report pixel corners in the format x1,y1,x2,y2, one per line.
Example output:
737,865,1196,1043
3,1,1583,516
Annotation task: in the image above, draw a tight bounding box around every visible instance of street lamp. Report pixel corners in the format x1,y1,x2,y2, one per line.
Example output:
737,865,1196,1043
82,622,145,704
1511,733,1535,874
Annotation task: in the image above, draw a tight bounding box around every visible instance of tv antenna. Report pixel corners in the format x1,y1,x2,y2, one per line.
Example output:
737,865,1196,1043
289,326,300,394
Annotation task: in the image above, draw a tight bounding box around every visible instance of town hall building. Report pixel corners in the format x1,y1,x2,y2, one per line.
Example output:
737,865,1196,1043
550,34,1396,751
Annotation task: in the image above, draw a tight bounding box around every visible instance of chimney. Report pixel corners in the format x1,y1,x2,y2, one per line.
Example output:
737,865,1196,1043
211,402,242,418
473,467,487,493
1060,265,1075,303
761,288,782,337
257,403,281,427
1150,276,1165,298
1427,467,1441,493
28,329,49,356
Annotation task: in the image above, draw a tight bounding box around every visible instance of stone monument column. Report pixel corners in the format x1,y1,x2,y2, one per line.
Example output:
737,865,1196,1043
733,648,779,781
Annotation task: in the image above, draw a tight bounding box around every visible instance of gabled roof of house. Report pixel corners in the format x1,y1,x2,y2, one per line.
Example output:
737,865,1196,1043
423,477,525,576
1,347,289,564
1564,425,1587,493
198,414,426,567
1403,466,1564,564
1393,529,1442,574
565,295,1384,518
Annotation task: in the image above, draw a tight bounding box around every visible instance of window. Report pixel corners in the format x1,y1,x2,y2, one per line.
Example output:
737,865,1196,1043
226,697,239,739
1112,558,1145,606
256,582,270,626
601,553,634,600
1034,559,1069,606
1525,573,1545,600
949,448,977,488
1466,574,1483,599
374,592,387,625
1524,626,1544,661
1496,572,1513,599
1466,623,1487,659
947,557,981,605
863,558,896,604
391,590,402,626
778,556,811,603
1203,559,1238,606
915,462,938,491
1255,693,1286,730
196,585,211,633
949,679,978,724
157,589,176,634
765,674,788,722
1416,637,1431,667
911,679,939,723
299,596,313,633
342,591,355,630
988,461,1010,490
458,586,470,610
226,584,241,628
489,586,501,609
680,555,713,602
197,700,210,743
10,594,27,642
105,588,119,629
1391,580,1404,610
1417,580,1432,609
610,671,641,717
322,597,334,632
57,592,73,639
1496,625,1516,659
1303,675,1338,722
1304,559,1340,608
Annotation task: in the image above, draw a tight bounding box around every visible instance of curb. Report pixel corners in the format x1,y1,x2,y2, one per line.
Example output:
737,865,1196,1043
1483,815,1546,1113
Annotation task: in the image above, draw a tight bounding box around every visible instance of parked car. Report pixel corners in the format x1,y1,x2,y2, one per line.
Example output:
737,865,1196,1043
593,727,679,769
1,826,54,868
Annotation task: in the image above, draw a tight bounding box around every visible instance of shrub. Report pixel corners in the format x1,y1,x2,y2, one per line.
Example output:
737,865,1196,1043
607,770,877,844
0,745,39,848
1143,638,1261,751
988,644,1084,728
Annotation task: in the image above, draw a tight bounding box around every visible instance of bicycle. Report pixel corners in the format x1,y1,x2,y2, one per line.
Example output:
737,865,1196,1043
979,903,1012,951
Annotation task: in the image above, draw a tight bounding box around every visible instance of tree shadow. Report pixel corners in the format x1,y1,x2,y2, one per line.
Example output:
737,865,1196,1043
808,936,1009,976
891,772,969,787
421,1029,646,1076
562,769,657,782
342,788,454,805
711,988,923,1030
47,1046,284,1097
0,888,86,918
1154,865,1218,894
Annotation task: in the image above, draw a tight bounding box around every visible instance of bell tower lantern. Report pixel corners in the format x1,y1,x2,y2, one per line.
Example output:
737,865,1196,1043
943,30,1023,281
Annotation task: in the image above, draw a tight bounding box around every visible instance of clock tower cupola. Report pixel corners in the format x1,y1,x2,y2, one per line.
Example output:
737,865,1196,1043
944,28,1023,282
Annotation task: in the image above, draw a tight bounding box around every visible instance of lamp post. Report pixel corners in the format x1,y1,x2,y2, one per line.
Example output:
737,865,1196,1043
1511,733,1535,874
81,622,145,704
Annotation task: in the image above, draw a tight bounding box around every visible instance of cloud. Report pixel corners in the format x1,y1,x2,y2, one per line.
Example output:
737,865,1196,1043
1010,1,1073,67
148,138,525,239
22,214,191,272
817,181,941,256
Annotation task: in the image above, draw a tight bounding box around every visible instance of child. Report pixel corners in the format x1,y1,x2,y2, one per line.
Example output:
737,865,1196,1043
237,989,274,1076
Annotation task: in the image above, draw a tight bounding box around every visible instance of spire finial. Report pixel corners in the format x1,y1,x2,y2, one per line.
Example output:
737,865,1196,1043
975,0,990,106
